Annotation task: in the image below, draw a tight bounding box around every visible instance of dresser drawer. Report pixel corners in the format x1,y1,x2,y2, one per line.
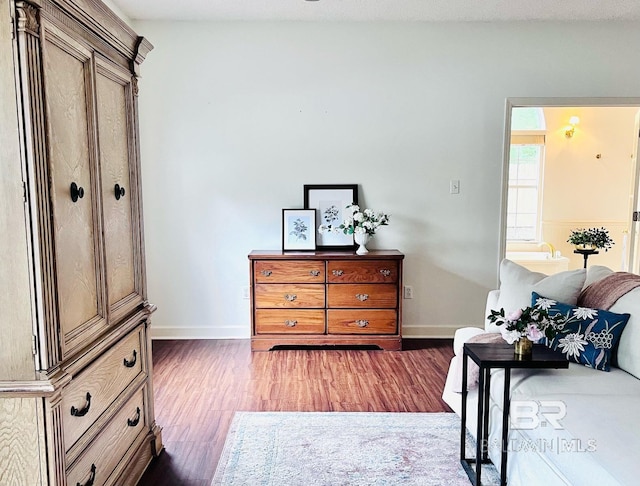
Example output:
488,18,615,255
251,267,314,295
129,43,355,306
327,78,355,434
62,327,144,451
67,386,146,486
327,284,398,308
327,310,397,334
254,260,325,283
255,310,326,334
254,284,325,308
327,260,398,283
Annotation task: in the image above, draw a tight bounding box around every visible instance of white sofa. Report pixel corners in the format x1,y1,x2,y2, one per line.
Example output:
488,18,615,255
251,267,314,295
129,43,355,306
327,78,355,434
442,261,640,486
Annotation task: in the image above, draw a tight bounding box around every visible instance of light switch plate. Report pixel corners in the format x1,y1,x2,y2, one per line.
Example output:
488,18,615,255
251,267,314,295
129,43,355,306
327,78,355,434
450,179,460,194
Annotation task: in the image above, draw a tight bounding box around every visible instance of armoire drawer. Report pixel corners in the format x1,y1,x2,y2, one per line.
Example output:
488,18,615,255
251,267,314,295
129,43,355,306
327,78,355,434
67,386,146,486
254,284,325,308
327,310,397,334
327,284,398,308
255,309,326,334
327,260,398,283
254,260,325,283
62,327,144,451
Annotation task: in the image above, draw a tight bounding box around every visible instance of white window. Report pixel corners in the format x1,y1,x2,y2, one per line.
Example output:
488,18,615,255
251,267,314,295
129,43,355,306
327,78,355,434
507,108,546,242
507,139,544,241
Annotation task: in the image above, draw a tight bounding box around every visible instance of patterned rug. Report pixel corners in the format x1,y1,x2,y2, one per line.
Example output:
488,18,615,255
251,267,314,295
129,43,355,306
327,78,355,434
212,412,500,485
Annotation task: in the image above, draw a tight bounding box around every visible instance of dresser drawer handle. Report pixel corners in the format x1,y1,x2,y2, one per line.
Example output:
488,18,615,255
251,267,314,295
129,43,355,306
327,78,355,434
284,294,297,302
114,183,126,200
123,349,137,368
261,270,272,277
70,182,85,202
76,463,96,486
332,269,344,277
355,319,369,328
70,392,92,417
309,270,320,277
355,293,369,302
127,407,141,427
285,320,297,327
379,269,392,277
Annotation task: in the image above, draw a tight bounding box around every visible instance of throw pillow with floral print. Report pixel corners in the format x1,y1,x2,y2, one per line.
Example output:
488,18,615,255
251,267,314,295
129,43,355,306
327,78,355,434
531,292,630,371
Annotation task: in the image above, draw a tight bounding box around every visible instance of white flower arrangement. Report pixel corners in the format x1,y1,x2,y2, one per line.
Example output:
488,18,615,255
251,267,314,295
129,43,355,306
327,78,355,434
318,204,390,236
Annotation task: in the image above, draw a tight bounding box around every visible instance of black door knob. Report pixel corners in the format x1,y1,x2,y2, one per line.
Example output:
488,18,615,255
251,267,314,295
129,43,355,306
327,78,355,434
114,183,126,200
70,182,85,202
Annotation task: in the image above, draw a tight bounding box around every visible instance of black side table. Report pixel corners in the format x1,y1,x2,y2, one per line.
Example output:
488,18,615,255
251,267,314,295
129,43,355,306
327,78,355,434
460,343,569,486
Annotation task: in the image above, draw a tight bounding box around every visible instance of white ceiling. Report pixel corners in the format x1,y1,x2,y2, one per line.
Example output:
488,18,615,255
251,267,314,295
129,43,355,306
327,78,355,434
110,0,640,22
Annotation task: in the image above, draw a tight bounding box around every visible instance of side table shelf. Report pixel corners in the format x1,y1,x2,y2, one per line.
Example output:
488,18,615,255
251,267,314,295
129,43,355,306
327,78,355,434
248,250,404,351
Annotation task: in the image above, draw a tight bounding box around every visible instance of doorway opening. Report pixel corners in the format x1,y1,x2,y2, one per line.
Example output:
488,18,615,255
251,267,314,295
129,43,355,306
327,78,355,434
501,98,640,274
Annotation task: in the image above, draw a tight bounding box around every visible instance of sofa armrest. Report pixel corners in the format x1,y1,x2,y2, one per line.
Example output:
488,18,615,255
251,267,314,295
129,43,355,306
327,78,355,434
485,289,501,332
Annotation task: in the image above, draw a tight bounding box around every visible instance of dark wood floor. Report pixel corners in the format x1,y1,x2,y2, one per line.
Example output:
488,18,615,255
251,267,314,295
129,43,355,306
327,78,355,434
137,339,454,486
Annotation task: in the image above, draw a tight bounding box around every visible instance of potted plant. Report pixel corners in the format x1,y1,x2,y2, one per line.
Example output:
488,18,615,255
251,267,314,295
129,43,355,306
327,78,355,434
567,227,614,251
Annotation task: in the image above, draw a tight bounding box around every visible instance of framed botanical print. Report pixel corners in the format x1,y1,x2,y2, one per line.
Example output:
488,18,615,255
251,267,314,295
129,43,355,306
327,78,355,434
282,209,316,251
304,184,358,250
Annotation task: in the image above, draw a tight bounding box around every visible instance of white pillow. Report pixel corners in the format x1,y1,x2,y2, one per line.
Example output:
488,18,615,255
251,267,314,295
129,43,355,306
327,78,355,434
487,259,586,332
610,287,640,379
583,265,614,288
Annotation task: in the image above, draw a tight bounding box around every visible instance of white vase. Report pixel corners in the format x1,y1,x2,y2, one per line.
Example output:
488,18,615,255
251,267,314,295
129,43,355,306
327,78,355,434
354,232,371,255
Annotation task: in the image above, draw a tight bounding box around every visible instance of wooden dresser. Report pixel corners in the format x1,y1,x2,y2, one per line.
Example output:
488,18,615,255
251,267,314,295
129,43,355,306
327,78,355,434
249,250,404,351
0,1,161,484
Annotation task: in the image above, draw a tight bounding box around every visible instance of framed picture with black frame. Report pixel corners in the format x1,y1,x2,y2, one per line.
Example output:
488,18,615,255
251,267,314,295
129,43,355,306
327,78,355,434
282,209,316,251
303,184,359,251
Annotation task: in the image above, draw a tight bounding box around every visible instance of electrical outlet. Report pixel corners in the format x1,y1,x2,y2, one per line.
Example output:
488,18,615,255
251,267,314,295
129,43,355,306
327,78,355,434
450,179,460,194
242,287,250,299
403,285,413,299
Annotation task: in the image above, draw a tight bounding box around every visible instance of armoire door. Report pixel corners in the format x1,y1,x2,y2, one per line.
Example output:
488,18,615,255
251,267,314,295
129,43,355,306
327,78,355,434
95,57,144,323
41,22,108,359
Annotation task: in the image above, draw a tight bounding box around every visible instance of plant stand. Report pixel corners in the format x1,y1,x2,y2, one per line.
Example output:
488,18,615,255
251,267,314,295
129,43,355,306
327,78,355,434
574,248,599,269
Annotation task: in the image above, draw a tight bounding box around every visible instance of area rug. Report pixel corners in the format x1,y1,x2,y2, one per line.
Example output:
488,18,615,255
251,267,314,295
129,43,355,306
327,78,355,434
212,412,500,485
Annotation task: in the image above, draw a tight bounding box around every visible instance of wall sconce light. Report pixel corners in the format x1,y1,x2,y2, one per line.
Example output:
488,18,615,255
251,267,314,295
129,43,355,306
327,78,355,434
565,116,580,138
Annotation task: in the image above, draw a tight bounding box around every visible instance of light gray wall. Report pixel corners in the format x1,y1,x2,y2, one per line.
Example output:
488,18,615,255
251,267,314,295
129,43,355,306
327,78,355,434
133,20,640,338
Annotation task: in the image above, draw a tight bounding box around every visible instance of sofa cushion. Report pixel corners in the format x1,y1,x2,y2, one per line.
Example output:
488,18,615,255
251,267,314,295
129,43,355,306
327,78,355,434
533,292,630,371
610,287,640,379
487,259,586,333
486,365,640,486
583,265,614,288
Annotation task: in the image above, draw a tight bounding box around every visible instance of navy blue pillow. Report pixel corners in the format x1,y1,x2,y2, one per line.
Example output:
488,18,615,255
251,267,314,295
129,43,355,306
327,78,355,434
531,292,630,371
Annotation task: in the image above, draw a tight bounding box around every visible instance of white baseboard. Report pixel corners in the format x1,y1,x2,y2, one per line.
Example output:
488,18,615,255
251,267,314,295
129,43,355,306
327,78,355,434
402,324,479,339
151,326,249,340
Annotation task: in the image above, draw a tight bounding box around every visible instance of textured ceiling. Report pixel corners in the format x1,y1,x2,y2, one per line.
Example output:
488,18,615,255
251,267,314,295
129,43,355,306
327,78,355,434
109,0,640,22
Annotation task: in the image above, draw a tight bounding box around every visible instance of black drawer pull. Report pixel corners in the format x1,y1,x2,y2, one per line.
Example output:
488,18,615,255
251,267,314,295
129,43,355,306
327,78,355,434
70,392,92,417
123,349,137,368
127,406,141,427
76,463,96,486
70,182,85,202
114,183,126,200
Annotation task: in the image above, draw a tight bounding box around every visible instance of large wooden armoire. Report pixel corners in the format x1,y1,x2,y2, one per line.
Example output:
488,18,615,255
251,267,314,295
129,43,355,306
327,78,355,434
0,0,161,484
